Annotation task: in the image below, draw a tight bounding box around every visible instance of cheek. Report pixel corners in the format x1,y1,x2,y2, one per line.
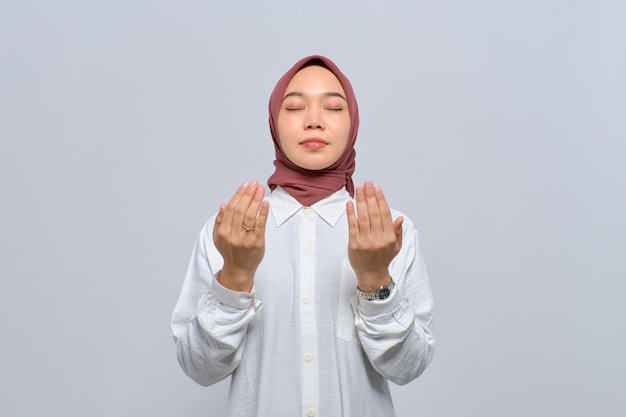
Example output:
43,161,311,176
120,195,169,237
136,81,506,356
277,124,296,148
276,116,291,148
339,117,351,147
277,112,298,134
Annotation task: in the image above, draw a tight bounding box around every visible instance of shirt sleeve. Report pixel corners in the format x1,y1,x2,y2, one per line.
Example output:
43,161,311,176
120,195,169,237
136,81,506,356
352,213,435,385
170,216,263,386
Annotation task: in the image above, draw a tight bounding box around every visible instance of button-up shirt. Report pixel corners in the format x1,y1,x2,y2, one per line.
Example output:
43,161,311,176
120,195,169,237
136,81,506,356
171,187,435,417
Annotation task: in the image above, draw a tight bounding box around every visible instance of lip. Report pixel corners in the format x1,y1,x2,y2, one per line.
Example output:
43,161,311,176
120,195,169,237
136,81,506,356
300,137,329,150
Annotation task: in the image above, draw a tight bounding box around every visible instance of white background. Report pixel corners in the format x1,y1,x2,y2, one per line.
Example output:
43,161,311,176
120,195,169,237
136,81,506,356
1,1,624,416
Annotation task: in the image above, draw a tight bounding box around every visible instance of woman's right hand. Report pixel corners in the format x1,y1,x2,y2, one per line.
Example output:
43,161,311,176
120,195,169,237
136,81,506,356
213,180,269,292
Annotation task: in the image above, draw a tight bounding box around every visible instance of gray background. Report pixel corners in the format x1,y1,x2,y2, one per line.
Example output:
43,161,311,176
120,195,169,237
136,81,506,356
1,1,624,416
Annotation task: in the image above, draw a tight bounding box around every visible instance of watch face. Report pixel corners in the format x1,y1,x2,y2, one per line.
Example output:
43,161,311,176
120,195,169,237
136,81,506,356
378,287,391,300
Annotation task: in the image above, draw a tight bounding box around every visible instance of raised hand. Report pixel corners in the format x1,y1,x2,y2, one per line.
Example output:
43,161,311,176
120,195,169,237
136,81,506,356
213,180,270,292
346,181,403,292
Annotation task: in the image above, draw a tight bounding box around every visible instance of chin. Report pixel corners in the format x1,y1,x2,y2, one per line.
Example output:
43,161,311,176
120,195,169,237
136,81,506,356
292,156,340,171
297,161,334,171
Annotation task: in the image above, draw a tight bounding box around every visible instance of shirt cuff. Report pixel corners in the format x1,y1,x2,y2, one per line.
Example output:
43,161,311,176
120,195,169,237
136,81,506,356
211,275,257,309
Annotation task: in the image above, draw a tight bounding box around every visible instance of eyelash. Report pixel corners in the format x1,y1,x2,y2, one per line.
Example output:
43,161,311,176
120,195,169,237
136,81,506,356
284,108,343,112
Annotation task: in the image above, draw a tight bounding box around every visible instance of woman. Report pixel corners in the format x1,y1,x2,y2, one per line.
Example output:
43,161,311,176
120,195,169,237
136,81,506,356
171,55,435,417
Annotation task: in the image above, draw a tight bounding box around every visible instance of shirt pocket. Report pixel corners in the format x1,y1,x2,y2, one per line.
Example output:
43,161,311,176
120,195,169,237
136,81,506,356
336,260,359,343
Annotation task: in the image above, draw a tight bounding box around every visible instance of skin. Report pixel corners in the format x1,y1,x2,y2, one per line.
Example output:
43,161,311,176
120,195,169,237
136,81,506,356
213,180,269,292
214,66,403,294
346,182,403,292
277,65,351,171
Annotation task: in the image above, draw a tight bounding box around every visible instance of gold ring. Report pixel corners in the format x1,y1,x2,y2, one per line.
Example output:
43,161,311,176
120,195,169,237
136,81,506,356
242,224,256,232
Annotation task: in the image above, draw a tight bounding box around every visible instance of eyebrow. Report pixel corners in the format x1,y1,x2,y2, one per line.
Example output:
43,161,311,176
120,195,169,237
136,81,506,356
282,91,347,102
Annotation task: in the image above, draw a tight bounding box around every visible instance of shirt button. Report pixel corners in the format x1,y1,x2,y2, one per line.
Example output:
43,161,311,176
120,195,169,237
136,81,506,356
302,249,312,256
306,408,316,417
302,296,311,304
302,207,313,215
304,353,313,362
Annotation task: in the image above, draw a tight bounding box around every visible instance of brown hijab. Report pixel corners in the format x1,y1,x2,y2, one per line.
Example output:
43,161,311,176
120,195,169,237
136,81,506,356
267,55,359,207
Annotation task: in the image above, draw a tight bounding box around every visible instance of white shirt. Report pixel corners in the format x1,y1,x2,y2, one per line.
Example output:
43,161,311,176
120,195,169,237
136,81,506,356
171,187,435,417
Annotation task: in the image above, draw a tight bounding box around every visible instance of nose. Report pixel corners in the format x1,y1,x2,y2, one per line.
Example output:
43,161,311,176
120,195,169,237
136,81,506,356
304,107,324,130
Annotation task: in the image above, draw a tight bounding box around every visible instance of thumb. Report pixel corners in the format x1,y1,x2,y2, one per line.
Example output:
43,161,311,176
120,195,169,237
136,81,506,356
393,216,404,246
213,204,226,238
215,204,226,224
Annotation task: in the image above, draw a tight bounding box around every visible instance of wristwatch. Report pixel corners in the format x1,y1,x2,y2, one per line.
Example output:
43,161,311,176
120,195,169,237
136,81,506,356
356,278,395,301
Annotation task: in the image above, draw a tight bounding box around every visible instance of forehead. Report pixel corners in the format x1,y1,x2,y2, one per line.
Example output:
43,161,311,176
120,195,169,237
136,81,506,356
284,65,346,95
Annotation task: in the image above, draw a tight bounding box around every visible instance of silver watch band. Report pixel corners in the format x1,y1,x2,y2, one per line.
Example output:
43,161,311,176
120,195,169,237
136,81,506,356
356,278,395,301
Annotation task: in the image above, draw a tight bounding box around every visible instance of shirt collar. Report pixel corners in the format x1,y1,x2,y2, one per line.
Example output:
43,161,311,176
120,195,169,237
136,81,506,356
268,186,350,228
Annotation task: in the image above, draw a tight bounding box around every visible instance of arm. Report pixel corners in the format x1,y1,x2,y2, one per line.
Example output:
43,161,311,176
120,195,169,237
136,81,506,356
170,219,261,386
346,181,435,385
171,181,269,386
353,218,434,385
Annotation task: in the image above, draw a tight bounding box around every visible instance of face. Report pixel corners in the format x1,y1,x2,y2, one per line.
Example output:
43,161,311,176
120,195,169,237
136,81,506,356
277,65,351,171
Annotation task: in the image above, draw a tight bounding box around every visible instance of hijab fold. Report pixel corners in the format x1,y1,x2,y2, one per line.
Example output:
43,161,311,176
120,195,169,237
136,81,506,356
267,55,359,207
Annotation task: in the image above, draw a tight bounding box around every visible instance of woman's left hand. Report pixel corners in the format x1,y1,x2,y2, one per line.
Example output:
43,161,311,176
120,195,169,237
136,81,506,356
346,181,403,292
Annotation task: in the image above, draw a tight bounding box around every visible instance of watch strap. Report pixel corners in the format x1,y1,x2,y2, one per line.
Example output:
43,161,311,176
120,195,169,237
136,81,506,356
356,278,395,301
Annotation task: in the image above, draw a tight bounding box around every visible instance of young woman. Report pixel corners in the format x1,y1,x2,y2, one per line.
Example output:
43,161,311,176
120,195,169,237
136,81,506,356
171,55,435,417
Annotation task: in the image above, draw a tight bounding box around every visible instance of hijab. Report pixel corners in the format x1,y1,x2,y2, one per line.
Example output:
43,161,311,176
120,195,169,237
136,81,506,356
267,55,359,207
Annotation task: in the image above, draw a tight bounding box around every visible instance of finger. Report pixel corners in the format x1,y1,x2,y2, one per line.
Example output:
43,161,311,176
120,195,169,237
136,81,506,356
243,184,265,232
374,185,393,232
393,216,404,248
254,198,270,234
355,184,370,233
364,181,382,232
213,203,226,240
346,200,360,240
221,182,248,230
215,203,226,227
232,180,259,230
215,203,226,224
